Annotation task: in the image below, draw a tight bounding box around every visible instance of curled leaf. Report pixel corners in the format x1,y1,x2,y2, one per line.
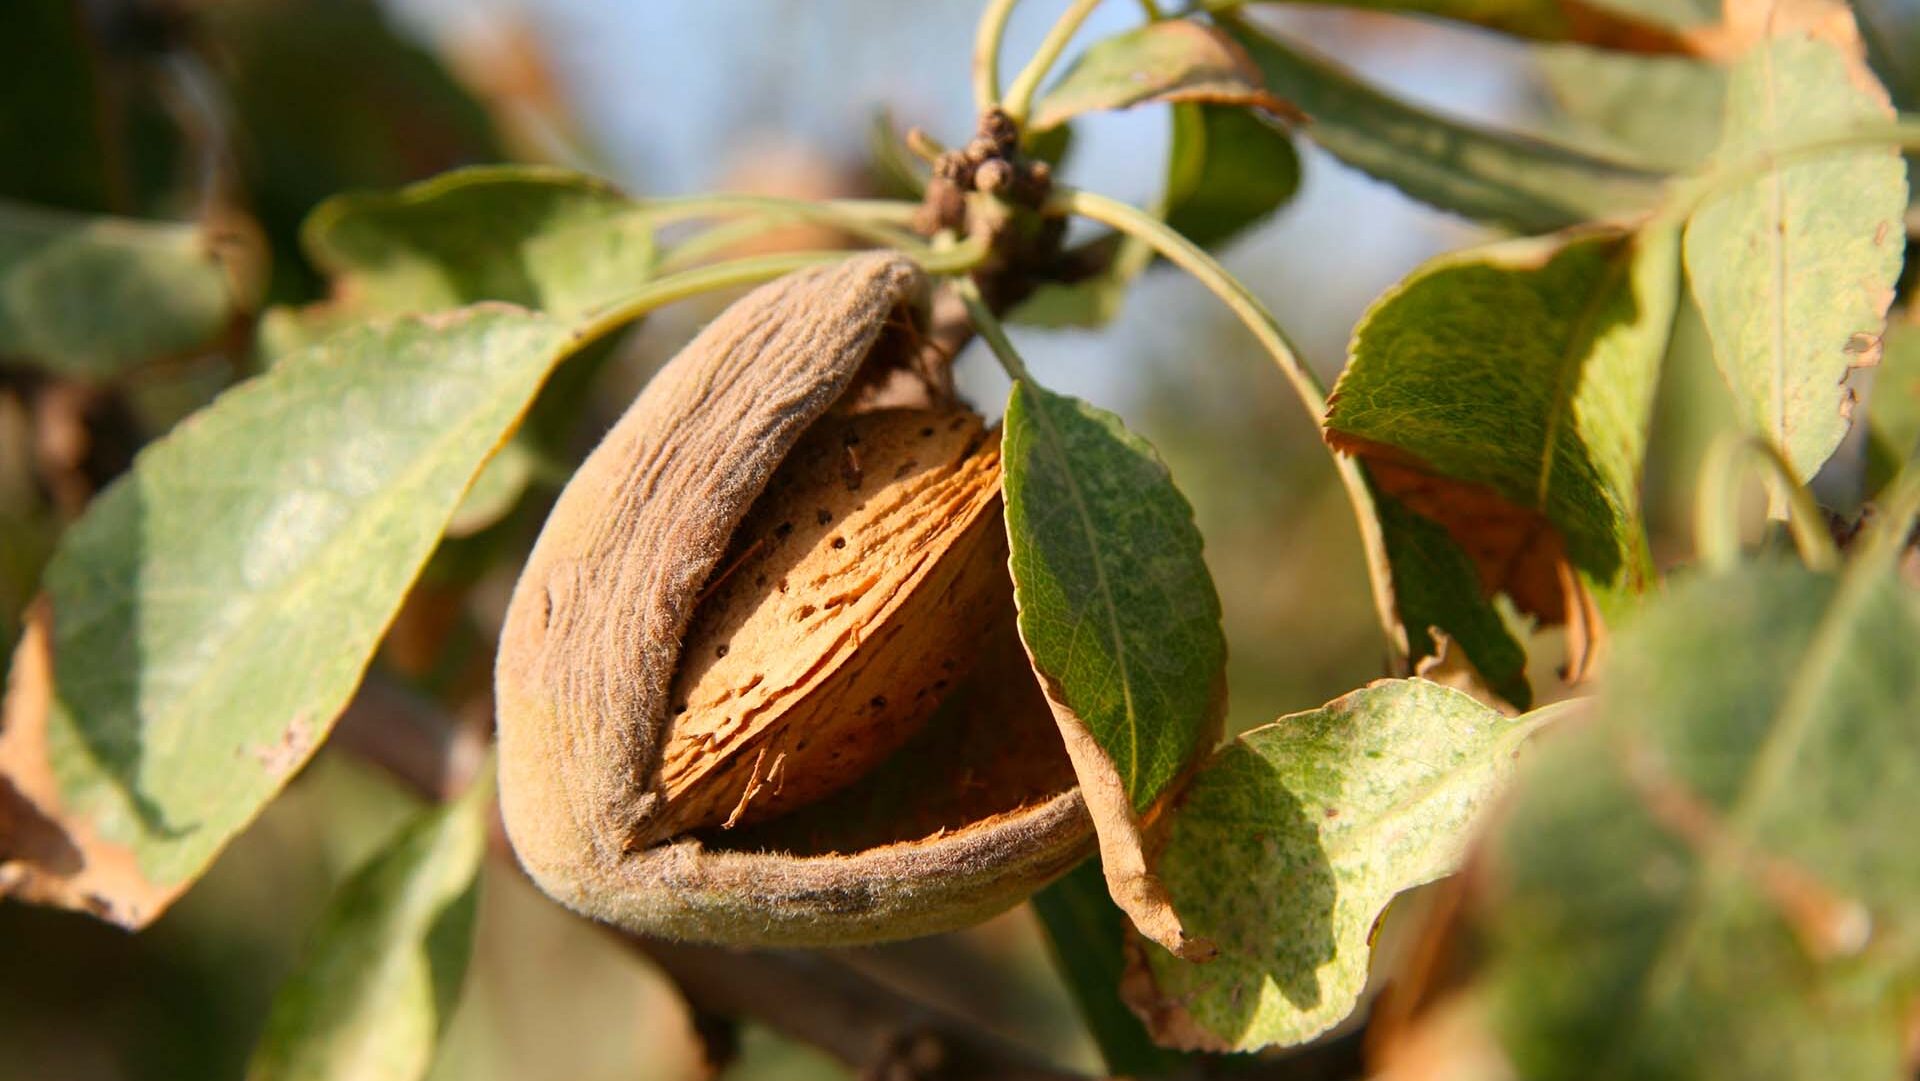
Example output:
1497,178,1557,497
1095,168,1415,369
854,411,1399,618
1327,226,1681,681
1219,13,1666,232
1028,21,1300,133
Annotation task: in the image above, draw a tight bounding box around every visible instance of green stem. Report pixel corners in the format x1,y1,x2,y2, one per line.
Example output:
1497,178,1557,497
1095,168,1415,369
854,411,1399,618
1002,0,1107,125
974,0,1022,112
1048,185,1406,662
954,275,1034,383
1694,435,1841,576
575,233,992,349
638,194,925,251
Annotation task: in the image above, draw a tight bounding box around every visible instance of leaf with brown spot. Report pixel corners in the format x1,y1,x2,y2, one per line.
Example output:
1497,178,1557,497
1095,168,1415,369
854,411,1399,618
1327,225,1681,685
1681,25,1905,483
1027,21,1301,134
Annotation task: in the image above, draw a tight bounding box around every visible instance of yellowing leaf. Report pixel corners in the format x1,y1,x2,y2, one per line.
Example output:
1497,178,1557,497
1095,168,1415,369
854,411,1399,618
1682,34,1906,482
1128,679,1548,1052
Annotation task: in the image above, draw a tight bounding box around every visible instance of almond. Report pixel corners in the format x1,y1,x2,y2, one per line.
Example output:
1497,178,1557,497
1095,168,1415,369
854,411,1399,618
495,252,1091,945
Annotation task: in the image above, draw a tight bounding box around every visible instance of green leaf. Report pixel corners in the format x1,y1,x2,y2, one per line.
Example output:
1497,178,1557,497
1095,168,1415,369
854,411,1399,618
1205,0,1710,48
1128,679,1546,1052
257,167,651,537
867,108,928,199
1003,381,1225,958
1010,103,1299,331
1478,555,1920,1080
247,769,493,1081
1328,226,1680,675
262,166,654,359
303,167,653,320
0,200,247,378
0,306,577,927
1028,20,1294,133
1032,858,1191,1078
1164,104,1301,251
1219,13,1666,232
1682,35,1907,483
1534,46,1726,171
1370,483,1532,709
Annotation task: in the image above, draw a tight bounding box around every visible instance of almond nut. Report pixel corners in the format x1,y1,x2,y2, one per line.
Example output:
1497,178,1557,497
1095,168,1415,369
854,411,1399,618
495,252,1091,945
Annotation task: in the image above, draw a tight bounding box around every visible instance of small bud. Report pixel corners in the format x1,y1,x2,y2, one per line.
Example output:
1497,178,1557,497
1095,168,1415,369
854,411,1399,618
974,159,1013,195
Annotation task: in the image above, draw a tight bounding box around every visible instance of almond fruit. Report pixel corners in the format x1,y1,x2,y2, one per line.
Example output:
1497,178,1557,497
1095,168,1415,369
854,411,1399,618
495,252,1090,945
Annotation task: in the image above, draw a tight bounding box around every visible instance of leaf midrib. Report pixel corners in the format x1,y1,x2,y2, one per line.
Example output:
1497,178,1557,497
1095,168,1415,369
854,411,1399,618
1020,386,1144,798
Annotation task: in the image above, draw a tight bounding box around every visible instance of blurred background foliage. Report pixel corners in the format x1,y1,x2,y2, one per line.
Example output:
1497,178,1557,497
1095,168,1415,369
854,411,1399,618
0,0,1882,1077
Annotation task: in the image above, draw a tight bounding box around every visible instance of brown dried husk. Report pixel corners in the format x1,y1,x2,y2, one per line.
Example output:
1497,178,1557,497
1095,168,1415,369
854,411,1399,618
495,252,1091,944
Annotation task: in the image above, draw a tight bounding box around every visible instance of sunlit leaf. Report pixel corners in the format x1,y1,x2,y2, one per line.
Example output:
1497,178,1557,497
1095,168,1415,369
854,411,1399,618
1128,679,1548,1052
1220,13,1665,232
0,307,578,927
0,201,248,378
1682,35,1906,482
1328,225,1681,683
257,167,651,537
1028,20,1295,133
1478,554,1920,1079
246,769,493,1081
1003,381,1225,959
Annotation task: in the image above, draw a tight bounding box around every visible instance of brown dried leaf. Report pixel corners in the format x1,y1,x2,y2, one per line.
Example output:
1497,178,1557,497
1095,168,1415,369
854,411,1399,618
0,602,175,926
1337,443,1604,678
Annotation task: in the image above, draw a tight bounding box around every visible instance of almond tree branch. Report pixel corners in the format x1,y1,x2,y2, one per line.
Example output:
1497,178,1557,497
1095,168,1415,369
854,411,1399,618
634,938,1091,1081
